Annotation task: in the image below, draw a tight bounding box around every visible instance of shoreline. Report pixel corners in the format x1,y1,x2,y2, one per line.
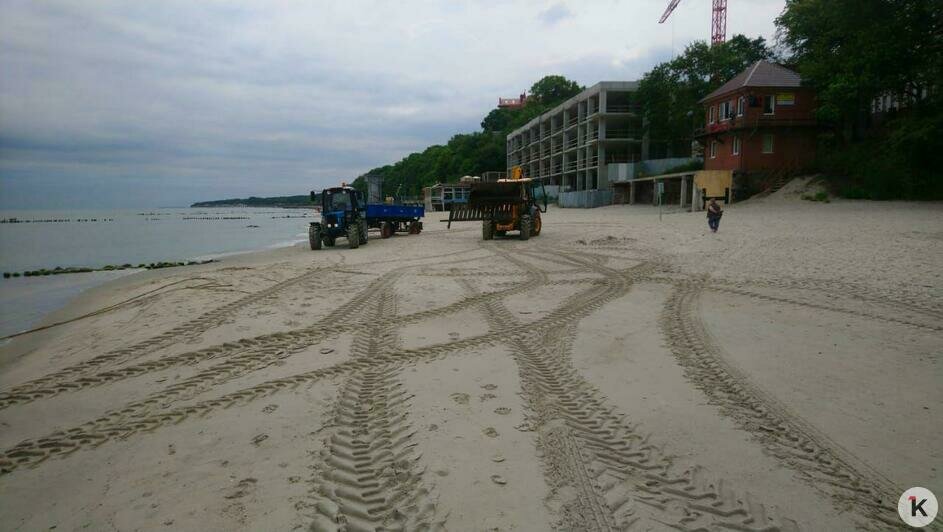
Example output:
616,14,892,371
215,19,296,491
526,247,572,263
0,239,307,350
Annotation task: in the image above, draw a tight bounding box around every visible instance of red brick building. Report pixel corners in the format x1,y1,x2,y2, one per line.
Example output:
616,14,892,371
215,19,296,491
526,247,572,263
699,61,818,173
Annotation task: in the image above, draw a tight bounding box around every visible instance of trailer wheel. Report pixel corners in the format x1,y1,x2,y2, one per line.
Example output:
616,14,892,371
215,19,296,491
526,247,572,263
408,221,420,234
309,225,322,250
482,220,494,240
532,211,542,236
381,222,393,239
347,224,360,249
519,215,532,241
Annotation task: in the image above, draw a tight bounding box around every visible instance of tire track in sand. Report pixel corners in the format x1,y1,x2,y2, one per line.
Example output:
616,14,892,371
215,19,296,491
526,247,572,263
0,252,549,411
304,273,443,531
0,252,647,476
461,253,799,531
660,280,905,529
0,248,485,405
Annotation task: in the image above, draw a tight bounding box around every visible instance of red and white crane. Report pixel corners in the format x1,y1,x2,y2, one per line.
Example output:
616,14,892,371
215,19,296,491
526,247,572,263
658,0,728,45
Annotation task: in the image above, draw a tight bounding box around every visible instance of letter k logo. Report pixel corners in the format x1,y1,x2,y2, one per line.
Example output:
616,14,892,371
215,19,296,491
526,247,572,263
911,495,928,517
899,487,937,527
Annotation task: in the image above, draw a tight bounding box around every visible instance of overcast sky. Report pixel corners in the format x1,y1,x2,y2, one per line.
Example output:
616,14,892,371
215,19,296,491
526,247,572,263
0,0,785,209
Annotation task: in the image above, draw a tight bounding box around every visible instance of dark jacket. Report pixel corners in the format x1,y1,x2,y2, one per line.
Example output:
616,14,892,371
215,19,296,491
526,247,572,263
707,203,723,219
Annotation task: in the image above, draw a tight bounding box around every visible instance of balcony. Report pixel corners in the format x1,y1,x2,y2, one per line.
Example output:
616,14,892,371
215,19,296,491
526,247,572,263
696,115,818,137
605,104,641,114
605,128,642,140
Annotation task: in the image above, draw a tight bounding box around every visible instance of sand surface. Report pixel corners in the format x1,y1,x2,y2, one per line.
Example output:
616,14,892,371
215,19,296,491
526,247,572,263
1,193,941,531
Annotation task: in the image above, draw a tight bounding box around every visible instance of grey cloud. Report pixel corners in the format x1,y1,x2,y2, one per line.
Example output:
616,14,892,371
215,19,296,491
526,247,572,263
537,4,573,26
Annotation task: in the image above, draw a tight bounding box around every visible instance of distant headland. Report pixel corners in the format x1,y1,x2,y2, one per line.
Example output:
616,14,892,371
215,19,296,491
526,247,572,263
190,195,314,208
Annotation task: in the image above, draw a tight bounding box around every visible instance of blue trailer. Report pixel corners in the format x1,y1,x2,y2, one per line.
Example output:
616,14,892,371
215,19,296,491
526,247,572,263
364,203,424,239
309,186,424,250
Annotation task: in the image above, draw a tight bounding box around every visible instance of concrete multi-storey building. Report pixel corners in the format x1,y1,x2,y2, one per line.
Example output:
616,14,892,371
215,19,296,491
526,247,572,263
505,81,694,207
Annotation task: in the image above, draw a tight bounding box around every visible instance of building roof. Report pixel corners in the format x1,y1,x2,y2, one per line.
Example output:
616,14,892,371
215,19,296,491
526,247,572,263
701,60,802,102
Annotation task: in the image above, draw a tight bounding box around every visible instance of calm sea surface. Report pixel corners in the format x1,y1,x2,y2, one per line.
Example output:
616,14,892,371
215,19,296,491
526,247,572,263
0,207,314,339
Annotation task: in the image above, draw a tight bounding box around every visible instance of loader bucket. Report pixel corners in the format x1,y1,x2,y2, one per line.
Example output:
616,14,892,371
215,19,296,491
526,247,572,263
447,181,524,227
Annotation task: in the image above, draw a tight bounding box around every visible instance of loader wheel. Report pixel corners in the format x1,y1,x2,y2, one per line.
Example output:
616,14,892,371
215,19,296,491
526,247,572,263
532,211,542,236
519,215,532,241
309,226,322,250
347,224,360,249
482,220,494,240
359,220,368,245
381,222,393,239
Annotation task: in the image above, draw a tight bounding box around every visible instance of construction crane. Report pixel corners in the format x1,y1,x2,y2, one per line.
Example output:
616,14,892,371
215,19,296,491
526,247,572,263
658,0,727,45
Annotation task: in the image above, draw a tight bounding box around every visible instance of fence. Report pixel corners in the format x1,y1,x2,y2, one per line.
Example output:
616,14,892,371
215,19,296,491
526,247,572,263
557,189,612,208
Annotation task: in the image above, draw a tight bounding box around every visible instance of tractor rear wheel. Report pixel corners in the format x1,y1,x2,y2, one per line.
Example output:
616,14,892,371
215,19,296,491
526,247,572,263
519,215,532,241
309,226,322,250
359,220,368,245
532,211,542,236
482,220,494,240
324,234,335,247
347,224,360,249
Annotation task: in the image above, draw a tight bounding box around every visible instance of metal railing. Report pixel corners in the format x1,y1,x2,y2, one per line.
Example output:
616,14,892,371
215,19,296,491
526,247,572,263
605,104,641,113
605,129,642,140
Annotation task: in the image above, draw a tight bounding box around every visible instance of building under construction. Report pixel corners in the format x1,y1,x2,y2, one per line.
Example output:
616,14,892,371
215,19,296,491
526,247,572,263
506,81,696,208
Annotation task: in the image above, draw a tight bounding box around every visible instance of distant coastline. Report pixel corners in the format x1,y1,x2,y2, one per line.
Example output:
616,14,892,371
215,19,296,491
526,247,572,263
190,195,315,208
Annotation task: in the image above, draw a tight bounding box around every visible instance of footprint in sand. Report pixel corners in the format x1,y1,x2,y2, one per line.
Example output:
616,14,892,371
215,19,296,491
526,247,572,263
483,427,499,438
251,434,268,446
490,474,507,485
450,392,470,405
479,393,497,402
262,404,278,414
481,383,498,391
494,407,511,415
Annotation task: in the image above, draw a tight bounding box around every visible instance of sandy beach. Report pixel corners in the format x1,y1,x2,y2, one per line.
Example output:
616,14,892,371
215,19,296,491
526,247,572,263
1,190,941,530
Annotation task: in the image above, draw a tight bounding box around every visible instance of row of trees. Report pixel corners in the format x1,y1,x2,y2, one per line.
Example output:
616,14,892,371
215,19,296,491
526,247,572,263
356,1,940,200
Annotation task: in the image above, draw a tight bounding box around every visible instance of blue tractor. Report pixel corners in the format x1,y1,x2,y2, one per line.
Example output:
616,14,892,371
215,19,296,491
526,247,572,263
309,186,368,250
309,186,425,250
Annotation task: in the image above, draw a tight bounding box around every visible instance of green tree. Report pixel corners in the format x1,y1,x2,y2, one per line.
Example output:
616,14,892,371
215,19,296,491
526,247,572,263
528,75,583,105
776,0,942,198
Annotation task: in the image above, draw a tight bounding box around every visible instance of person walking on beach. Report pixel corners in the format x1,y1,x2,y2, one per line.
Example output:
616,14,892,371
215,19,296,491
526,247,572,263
707,198,723,233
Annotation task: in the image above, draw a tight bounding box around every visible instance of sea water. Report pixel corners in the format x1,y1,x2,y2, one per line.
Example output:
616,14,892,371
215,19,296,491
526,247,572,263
0,207,314,338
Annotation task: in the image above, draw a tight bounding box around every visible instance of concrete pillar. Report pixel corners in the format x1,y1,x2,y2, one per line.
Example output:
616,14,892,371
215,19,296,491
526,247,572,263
691,177,699,212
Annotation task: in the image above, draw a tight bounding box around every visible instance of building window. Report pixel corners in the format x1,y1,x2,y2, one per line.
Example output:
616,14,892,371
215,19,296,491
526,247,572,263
732,136,741,155
710,141,717,158
762,134,774,154
737,96,745,116
709,106,716,124
763,95,775,115
720,101,731,121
